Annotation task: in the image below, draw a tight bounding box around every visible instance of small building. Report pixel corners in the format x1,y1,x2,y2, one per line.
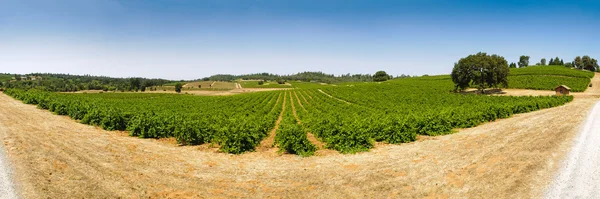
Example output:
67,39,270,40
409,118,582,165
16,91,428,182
555,85,571,96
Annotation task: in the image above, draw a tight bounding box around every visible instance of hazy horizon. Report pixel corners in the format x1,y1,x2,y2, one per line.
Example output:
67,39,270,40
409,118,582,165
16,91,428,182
1,0,599,80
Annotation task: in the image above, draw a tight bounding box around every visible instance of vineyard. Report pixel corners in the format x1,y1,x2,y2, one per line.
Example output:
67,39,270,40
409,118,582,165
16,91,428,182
369,66,594,92
508,66,593,91
3,74,575,156
509,66,594,78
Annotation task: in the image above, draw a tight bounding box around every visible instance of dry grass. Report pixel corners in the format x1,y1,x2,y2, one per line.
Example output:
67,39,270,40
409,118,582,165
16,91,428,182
182,81,215,88
0,74,598,198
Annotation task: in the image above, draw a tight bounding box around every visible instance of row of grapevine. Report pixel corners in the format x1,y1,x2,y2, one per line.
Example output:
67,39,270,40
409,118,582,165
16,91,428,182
509,66,595,78
507,76,590,92
322,79,573,132
286,77,574,153
274,92,317,156
4,89,283,154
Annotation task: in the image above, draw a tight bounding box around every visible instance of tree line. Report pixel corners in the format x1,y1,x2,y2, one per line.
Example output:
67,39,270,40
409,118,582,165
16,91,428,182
512,55,599,71
0,73,171,92
0,70,406,92
202,71,408,84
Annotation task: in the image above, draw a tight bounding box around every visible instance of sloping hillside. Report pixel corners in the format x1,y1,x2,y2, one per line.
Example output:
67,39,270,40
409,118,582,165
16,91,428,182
507,66,593,92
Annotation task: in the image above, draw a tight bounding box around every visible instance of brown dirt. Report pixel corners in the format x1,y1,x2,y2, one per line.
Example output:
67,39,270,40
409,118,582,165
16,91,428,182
0,75,599,198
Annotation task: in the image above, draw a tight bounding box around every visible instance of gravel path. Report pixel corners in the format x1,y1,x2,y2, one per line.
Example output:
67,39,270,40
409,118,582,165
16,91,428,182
546,101,600,198
0,141,18,198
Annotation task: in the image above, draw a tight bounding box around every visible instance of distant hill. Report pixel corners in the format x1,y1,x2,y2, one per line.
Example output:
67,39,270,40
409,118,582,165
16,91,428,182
0,73,171,92
204,71,409,84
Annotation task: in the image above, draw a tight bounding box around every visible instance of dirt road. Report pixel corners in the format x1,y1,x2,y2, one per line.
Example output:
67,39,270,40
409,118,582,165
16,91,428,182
545,101,600,198
544,73,600,198
0,134,17,199
0,91,596,198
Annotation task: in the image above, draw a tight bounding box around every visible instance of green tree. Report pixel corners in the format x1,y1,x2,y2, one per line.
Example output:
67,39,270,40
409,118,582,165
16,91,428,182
451,52,510,93
541,58,547,66
509,62,517,68
565,62,574,68
553,57,560,65
549,58,554,65
518,55,530,68
129,78,141,91
175,83,182,93
560,59,564,65
582,55,594,71
574,56,583,69
373,71,390,82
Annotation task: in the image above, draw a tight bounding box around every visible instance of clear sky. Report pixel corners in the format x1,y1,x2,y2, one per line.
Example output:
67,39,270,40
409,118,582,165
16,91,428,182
1,0,599,80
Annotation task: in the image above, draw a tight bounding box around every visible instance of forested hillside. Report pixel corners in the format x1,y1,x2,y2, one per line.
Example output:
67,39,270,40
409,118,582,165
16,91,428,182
0,73,171,92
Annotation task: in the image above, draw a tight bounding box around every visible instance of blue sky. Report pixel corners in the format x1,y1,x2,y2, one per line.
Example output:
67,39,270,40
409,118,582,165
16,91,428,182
1,0,599,80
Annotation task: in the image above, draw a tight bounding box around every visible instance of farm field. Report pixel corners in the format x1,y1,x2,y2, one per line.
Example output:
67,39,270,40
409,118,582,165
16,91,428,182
386,66,593,92
1,69,598,198
4,71,575,155
0,80,597,198
506,66,593,91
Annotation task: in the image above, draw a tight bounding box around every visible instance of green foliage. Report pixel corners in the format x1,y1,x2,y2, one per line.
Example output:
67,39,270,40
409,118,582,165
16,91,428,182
506,66,593,91
318,78,572,140
541,58,547,66
548,57,563,65
0,73,170,92
5,89,281,154
275,103,316,157
451,52,509,92
574,56,583,69
373,71,390,82
206,71,376,84
509,66,594,78
508,76,590,92
518,55,530,68
565,62,574,68
276,79,286,84
509,62,517,68
175,83,182,93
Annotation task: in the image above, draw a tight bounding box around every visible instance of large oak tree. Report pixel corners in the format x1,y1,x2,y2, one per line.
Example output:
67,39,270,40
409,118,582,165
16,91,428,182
451,52,510,93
